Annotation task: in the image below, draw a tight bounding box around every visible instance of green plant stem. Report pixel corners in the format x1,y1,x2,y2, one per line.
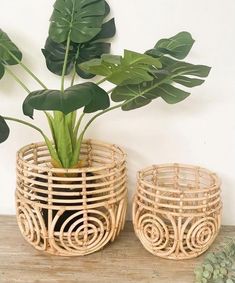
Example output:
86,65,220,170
61,32,71,92
5,67,30,93
70,66,77,87
74,112,85,136
5,49,47,89
3,116,47,138
73,103,122,163
4,115,62,167
79,103,122,141
5,65,50,119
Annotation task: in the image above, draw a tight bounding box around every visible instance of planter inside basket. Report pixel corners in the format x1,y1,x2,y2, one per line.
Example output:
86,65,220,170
35,172,94,232
16,140,127,256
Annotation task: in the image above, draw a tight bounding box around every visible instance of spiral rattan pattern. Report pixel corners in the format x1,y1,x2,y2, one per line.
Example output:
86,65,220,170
16,140,127,256
133,164,222,260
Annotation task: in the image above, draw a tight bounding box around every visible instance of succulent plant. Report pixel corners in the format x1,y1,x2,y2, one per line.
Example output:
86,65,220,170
194,239,235,283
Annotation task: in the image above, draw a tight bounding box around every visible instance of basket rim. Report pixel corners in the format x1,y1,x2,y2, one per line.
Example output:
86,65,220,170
16,139,127,173
137,163,221,190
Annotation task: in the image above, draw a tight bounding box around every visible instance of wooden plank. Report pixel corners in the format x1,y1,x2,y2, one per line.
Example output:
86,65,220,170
0,216,234,283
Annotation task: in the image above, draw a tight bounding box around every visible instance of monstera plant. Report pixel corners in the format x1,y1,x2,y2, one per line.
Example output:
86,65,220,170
0,0,211,169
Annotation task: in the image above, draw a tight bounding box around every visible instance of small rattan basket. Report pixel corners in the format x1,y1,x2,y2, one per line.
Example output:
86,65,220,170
16,139,127,256
133,163,222,260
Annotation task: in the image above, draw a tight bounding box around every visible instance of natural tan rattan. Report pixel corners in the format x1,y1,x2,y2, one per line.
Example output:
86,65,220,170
133,163,222,260
16,139,127,256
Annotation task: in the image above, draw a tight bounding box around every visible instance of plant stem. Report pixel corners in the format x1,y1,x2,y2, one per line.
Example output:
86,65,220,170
74,112,85,136
4,115,62,167
76,86,117,138
79,103,123,141
70,66,77,87
3,116,46,137
61,32,71,92
5,49,47,89
5,67,30,93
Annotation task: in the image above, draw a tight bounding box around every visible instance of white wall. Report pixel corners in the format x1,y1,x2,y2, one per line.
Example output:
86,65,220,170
0,0,234,224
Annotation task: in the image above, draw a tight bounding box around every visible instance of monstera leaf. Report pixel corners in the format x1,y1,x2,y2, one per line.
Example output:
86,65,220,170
23,82,109,117
0,116,10,143
111,60,211,110
79,50,162,85
111,32,210,111
146,32,195,60
0,29,22,80
83,86,110,113
42,18,116,78
49,0,107,44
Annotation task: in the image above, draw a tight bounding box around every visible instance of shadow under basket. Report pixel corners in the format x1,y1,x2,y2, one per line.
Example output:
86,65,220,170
133,163,222,260
16,140,127,256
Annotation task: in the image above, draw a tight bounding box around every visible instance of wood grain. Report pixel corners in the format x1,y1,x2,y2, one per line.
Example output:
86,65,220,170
0,216,234,283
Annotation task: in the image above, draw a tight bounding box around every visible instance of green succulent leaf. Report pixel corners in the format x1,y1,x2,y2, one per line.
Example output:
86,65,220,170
111,59,211,110
23,82,109,116
146,31,195,60
194,240,235,283
79,50,162,85
49,0,107,44
0,116,10,143
0,29,22,80
43,18,116,79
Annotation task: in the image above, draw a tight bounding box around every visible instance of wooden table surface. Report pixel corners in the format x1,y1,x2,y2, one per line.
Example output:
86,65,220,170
0,216,234,283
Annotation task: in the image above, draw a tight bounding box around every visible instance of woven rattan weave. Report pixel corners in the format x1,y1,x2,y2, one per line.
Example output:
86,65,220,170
16,140,127,256
133,163,222,260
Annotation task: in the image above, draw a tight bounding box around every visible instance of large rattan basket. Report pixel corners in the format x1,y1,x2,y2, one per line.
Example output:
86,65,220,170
16,140,127,256
133,163,222,260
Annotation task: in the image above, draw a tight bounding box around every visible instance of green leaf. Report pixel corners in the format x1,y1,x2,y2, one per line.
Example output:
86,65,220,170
0,29,22,80
167,61,211,78
203,270,211,279
43,135,63,168
0,63,4,79
173,76,205,87
205,264,214,273
49,0,107,44
42,38,76,76
0,29,22,65
43,18,116,79
92,18,116,41
83,86,110,113
23,82,109,116
79,50,162,85
156,84,190,104
56,116,73,168
146,31,195,60
111,59,211,111
76,18,116,78
111,82,190,111
0,116,10,143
